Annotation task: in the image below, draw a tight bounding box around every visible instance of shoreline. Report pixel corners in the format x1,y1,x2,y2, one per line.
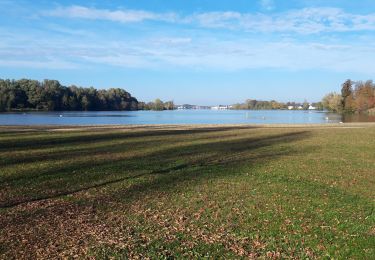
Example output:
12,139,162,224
1,122,375,132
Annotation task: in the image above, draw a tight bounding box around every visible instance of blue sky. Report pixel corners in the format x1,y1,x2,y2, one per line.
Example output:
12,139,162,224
1,0,375,105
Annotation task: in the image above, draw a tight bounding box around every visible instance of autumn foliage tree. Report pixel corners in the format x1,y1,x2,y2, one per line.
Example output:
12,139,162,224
354,80,375,112
340,79,375,114
322,92,342,112
341,79,354,113
322,79,375,113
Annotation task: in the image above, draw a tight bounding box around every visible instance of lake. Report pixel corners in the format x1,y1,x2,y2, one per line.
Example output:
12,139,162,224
0,110,366,125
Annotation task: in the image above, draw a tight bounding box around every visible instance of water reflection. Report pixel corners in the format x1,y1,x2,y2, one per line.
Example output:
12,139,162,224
343,113,375,123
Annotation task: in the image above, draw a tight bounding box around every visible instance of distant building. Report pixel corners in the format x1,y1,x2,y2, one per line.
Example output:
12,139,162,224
308,105,317,110
177,104,211,110
288,106,294,110
177,104,197,110
211,105,228,110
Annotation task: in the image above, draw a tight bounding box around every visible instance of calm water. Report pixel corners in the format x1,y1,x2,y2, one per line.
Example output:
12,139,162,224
0,110,360,125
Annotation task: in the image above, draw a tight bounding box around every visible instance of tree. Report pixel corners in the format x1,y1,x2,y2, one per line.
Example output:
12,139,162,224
81,96,90,111
312,102,324,111
246,99,257,109
137,102,148,110
231,103,244,110
322,92,342,112
153,99,164,111
164,101,175,110
302,100,309,110
341,79,353,112
42,79,63,110
354,80,375,113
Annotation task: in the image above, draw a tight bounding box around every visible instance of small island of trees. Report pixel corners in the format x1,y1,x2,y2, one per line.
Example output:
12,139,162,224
231,100,323,111
138,99,175,111
0,79,175,112
0,79,138,112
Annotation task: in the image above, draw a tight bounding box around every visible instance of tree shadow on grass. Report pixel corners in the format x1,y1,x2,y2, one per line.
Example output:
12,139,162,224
0,130,253,168
0,129,311,208
0,126,257,152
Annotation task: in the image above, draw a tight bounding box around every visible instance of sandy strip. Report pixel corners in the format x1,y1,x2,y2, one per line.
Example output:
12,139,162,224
0,123,375,132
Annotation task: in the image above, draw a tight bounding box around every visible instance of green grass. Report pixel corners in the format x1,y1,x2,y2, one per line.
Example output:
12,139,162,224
0,125,374,259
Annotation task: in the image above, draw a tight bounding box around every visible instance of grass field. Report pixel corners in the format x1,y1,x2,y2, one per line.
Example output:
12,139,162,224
0,124,374,259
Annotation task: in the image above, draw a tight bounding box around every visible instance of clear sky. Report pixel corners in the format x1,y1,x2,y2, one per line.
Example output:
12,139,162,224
1,0,375,105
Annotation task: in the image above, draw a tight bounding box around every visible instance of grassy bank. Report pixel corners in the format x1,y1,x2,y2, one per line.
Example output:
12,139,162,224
0,125,374,258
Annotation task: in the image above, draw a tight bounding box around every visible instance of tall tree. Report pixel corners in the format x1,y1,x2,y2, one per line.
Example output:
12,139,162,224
341,79,353,112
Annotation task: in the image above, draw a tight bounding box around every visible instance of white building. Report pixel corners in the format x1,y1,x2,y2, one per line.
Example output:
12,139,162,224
308,105,317,110
211,105,228,110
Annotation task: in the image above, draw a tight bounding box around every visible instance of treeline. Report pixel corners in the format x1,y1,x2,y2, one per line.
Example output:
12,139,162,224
231,99,322,110
0,79,138,111
322,79,375,114
138,99,175,111
232,100,287,110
